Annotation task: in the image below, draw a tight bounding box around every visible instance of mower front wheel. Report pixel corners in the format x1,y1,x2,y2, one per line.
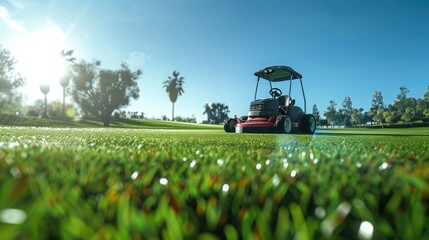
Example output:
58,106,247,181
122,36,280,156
301,114,316,134
276,115,292,134
224,118,237,132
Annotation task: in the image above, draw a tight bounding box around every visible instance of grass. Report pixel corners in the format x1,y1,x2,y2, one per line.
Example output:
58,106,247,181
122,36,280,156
318,127,429,136
0,126,428,239
0,113,221,130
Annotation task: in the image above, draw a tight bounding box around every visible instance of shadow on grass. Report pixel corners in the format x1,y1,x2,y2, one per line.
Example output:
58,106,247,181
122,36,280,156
79,120,103,127
314,130,429,137
112,117,147,126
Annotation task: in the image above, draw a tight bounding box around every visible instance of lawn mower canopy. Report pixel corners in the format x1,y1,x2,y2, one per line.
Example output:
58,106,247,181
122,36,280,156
254,66,302,82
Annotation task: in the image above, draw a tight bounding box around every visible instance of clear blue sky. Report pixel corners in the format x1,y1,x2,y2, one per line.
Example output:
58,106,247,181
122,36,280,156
1,0,428,122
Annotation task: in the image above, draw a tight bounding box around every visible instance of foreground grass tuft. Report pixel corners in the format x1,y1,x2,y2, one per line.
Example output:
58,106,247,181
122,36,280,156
0,127,428,239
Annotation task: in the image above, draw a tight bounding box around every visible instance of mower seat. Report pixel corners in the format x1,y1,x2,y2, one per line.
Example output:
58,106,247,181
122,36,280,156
278,95,290,107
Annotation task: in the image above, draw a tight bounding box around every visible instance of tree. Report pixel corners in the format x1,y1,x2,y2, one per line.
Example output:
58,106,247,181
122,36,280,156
369,91,384,124
163,71,185,121
25,99,45,117
319,119,328,128
323,100,338,128
70,60,142,126
384,109,399,126
401,107,416,126
0,45,25,113
312,104,320,124
373,108,386,128
416,86,429,122
384,104,400,125
423,87,429,121
416,99,426,122
161,115,170,121
129,111,145,119
25,99,75,119
393,86,409,116
362,111,371,126
351,108,364,127
49,101,76,119
340,96,353,127
371,91,384,109
424,108,429,120
425,86,429,101
59,49,76,118
203,102,230,124
174,115,197,123
341,96,353,114
203,103,212,122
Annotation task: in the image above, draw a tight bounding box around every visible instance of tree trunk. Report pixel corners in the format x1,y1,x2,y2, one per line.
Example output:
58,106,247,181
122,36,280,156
43,94,48,118
101,115,111,127
172,102,175,121
62,87,66,119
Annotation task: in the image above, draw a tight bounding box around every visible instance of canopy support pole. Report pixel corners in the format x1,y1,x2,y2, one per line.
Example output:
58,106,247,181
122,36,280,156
300,77,306,113
284,76,293,114
254,77,260,100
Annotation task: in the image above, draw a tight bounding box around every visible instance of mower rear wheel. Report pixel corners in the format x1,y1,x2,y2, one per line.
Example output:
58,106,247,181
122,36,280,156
224,119,237,132
276,115,292,134
301,114,316,134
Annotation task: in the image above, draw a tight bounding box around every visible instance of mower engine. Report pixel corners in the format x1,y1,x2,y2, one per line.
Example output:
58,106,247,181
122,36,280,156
248,98,279,117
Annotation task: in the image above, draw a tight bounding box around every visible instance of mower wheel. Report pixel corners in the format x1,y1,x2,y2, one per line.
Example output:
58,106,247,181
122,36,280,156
224,118,237,132
276,115,292,134
301,114,316,134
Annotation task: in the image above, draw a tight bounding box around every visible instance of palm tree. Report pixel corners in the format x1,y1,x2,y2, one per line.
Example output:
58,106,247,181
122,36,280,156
163,71,185,121
203,102,212,123
60,49,76,118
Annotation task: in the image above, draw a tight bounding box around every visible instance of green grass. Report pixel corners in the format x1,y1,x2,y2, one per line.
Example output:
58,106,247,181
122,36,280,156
0,113,221,130
0,127,428,239
319,127,429,136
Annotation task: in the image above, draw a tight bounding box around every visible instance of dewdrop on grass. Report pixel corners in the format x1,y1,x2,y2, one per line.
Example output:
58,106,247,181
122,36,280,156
358,221,374,240
0,209,27,224
272,174,280,187
159,178,168,185
222,184,230,193
131,171,139,180
217,159,224,166
379,162,389,170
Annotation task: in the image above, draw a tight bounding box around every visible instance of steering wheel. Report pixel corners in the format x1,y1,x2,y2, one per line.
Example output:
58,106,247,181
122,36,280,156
269,88,282,98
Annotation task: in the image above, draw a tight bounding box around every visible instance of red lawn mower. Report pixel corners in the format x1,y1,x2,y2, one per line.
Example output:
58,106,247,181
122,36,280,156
224,65,316,134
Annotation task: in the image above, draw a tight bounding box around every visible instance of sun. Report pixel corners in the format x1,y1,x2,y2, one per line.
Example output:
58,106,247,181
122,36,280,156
12,27,68,103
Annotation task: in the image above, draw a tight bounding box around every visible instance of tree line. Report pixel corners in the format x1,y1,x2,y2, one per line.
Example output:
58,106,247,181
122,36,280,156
1,45,231,126
8,42,426,128
312,86,429,128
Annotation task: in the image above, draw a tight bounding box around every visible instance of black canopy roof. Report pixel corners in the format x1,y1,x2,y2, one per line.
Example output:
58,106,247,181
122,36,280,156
254,65,302,82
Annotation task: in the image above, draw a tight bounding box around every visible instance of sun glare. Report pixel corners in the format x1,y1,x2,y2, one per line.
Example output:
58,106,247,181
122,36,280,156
12,27,67,103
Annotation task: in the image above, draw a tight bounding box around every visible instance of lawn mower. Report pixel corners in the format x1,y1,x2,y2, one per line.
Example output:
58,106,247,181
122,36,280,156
224,65,316,134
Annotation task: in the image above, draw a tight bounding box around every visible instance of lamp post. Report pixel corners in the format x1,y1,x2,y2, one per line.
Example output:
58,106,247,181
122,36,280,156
40,83,50,118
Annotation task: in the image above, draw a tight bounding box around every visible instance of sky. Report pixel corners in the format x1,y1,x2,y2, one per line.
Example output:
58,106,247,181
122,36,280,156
1,0,428,122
